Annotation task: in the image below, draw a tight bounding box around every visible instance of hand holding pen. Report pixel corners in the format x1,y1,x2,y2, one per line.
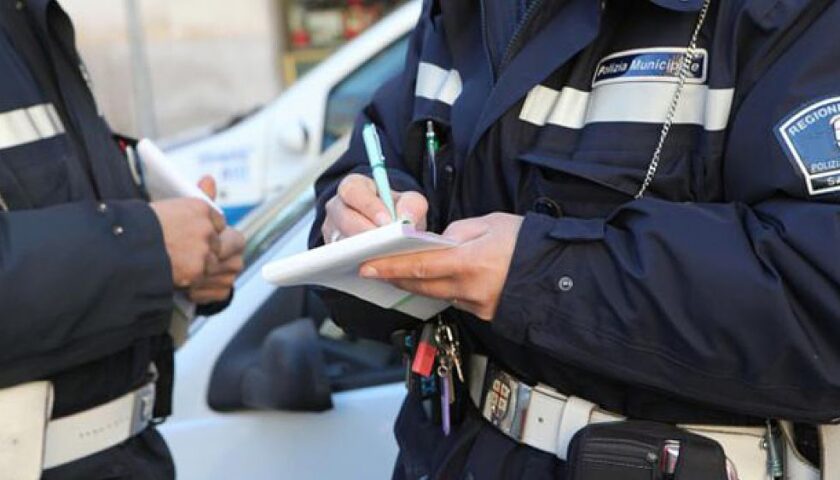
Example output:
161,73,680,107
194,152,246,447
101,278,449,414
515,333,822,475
321,123,429,243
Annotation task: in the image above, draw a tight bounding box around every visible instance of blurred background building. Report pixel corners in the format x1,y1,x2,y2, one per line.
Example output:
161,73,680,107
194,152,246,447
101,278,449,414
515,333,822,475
61,0,402,140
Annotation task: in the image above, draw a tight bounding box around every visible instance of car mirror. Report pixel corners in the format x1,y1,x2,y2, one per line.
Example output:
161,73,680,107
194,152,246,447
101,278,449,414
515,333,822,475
240,317,332,412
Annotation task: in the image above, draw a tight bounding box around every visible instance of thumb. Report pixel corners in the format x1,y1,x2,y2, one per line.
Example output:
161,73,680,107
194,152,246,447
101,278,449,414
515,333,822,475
197,175,217,201
394,191,428,229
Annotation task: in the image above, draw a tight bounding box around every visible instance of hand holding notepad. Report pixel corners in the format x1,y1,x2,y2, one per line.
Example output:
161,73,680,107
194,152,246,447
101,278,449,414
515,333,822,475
137,139,227,344
262,123,450,319
262,221,456,319
263,123,522,321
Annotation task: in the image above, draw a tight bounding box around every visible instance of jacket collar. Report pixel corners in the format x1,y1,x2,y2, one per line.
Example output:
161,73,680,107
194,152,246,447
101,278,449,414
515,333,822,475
649,0,705,12
463,0,705,154
467,0,601,154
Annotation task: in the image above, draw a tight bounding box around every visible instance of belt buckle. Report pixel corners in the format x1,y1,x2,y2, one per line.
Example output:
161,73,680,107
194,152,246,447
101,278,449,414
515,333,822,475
481,365,532,441
130,383,156,436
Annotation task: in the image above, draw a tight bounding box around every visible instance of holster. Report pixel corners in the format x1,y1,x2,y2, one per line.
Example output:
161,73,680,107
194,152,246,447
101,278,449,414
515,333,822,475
566,421,728,480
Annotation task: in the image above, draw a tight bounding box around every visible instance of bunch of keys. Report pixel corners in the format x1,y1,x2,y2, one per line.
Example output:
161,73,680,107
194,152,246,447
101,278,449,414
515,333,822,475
435,318,463,436
409,317,464,435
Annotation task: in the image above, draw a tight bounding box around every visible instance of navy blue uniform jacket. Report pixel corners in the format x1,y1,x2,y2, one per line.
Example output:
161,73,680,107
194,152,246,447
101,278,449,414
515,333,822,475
313,0,840,430
0,0,175,418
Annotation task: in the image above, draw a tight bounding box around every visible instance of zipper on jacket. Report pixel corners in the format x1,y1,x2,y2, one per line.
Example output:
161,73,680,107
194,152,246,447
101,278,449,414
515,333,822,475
0,190,8,212
499,0,546,72
478,0,497,82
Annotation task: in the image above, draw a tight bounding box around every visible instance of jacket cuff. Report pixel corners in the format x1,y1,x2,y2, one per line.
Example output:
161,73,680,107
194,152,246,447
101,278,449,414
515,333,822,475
108,200,174,316
549,217,605,241
196,290,235,316
493,213,603,343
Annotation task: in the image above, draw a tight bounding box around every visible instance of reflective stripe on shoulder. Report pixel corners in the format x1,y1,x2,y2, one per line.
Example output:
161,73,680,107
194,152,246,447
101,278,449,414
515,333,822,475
415,62,463,106
519,84,734,131
0,103,65,150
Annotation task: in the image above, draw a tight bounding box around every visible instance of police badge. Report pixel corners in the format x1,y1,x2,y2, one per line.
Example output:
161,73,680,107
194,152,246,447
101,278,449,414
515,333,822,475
776,96,840,195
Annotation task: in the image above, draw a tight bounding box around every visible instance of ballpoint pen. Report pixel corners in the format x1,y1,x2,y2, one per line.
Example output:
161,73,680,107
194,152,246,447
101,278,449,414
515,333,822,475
426,120,439,190
362,123,397,222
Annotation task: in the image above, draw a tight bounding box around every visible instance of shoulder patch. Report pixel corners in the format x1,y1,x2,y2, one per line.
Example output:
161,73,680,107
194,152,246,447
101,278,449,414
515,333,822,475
592,47,707,88
775,97,840,195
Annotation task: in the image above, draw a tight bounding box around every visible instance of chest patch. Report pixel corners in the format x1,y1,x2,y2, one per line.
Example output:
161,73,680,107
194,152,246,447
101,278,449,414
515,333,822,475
592,48,707,88
776,97,840,196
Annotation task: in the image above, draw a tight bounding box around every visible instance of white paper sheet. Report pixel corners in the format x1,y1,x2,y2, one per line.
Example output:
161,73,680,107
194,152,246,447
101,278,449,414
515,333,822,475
262,222,456,319
136,139,222,214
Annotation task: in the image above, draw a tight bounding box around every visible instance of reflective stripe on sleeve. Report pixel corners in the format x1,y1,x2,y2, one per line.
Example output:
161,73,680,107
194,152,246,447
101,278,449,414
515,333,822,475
415,62,463,106
519,84,735,131
0,103,66,150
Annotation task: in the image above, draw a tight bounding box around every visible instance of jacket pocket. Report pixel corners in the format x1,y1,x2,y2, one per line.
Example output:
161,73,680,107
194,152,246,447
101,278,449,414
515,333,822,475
0,136,71,210
406,118,454,232
0,158,28,210
517,147,699,217
576,437,660,478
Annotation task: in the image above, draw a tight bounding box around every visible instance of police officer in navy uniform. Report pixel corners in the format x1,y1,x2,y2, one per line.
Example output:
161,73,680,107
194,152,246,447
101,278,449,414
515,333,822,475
314,0,840,477
0,1,244,478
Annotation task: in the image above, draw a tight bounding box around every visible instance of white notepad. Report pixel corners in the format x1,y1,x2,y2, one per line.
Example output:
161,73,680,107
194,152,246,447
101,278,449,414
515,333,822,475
136,139,222,214
261,222,457,319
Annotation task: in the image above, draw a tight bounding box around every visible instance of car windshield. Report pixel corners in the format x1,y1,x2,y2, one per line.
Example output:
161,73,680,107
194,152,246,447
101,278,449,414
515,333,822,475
322,36,410,150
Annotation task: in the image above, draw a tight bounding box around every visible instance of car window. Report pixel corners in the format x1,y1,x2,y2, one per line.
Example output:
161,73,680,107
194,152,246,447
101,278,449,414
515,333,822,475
322,36,410,150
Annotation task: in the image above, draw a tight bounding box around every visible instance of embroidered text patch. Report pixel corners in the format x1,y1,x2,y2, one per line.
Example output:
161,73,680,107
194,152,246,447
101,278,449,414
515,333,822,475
592,48,707,88
776,96,840,195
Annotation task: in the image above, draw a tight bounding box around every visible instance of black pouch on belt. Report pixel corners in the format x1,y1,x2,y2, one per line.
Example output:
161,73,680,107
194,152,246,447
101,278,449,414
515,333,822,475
566,421,728,480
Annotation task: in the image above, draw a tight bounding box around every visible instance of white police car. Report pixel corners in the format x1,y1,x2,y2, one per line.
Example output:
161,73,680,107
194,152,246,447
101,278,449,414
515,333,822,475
159,130,406,480
158,5,420,476
163,1,419,224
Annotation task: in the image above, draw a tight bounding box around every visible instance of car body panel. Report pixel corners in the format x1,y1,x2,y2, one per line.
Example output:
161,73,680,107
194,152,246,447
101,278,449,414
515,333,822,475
158,4,422,474
159,209,404,479
160,140,405,479
163,1,420,224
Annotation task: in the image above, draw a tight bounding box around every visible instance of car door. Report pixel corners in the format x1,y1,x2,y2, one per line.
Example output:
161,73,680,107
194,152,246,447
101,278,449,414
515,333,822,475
159,141,408,480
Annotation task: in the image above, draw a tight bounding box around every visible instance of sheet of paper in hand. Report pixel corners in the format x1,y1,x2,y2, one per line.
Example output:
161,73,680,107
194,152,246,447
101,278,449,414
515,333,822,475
261,221,456,320
136,139,222,213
